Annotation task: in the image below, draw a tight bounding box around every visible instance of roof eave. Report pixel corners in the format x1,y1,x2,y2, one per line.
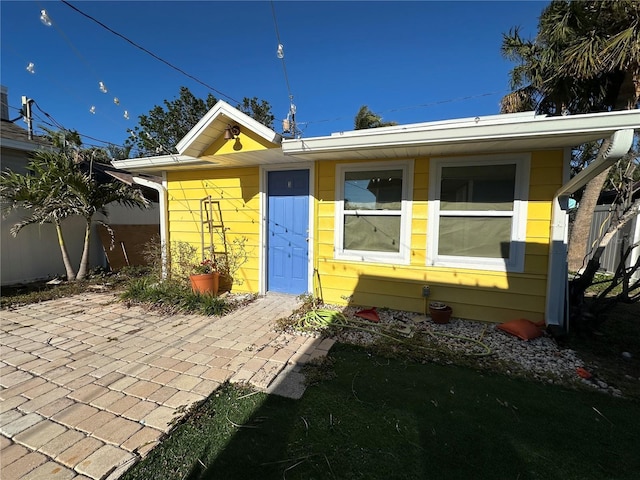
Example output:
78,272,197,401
111,149,297,174
282,110,640,158
0,137,52,153
112,154,211,174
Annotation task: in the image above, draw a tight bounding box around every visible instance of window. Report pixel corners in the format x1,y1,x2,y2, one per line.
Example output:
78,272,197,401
427,154,529,271
336,161,413,263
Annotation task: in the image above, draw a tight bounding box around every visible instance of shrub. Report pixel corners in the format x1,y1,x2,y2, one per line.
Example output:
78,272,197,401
120,278,230,316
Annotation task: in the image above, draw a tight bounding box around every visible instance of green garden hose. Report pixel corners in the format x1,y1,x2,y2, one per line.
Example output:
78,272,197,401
297,309,492,357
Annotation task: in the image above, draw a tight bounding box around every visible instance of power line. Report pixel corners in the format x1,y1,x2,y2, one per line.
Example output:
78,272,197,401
300,90,508,127
270,1,298,137
4,23,136,137
28,101,132,150
27,3,507,143
271,1,293,101
33,101,66,130
25,96,180,156
60,0,241,105
44,3,102,83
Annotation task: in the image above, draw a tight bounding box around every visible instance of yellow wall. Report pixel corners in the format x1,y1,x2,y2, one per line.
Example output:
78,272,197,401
166,149,564,323
314,150,564,323
166,167,261,293
203,129,280,157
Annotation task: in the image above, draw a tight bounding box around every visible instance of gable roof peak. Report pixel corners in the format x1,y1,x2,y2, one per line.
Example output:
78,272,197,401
176,100,281,157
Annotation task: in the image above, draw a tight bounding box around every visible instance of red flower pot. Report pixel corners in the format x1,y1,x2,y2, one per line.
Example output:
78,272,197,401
189,272,220,296
429,304,452,324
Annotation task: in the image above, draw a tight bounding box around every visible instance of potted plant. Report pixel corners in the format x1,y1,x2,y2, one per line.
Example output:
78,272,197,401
428,302,452,324
189,258,220,296
206,237,250,294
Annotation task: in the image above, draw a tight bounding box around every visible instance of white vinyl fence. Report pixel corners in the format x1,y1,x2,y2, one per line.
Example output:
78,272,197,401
585,204,640,278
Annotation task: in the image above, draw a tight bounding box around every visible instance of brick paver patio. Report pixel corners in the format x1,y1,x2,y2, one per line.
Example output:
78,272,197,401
0,291,334,479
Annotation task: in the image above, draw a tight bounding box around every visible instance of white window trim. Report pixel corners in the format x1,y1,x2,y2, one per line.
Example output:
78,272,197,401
427,154,530,272
335,160,413,264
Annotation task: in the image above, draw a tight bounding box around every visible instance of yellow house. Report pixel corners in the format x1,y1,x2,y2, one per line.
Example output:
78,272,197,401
114,102,639,329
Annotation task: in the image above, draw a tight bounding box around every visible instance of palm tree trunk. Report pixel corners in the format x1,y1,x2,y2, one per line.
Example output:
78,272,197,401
75,218,92,280
567,71,637,273
55,221,77,281
567,167,611,272
617,66,640,109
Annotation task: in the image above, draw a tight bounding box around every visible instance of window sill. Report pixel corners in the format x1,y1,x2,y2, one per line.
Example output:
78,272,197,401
428,257,523,273
336,251,410,265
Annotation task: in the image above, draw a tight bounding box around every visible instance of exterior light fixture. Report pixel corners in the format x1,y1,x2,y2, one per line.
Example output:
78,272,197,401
224,124,241,140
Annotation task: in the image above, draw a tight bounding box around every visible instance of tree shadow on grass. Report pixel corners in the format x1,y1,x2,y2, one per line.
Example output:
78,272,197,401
195,344,640,480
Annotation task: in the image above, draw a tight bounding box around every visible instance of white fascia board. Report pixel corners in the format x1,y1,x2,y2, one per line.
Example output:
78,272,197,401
282,110,640,156
330,111,537,137
176,100,281,154
112,154,203,171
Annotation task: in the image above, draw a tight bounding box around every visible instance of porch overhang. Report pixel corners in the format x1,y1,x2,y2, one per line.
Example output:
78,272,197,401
111,149,299,174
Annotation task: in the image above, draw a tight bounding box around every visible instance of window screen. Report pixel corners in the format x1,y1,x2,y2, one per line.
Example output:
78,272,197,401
438,164,516,259
340,167,406,256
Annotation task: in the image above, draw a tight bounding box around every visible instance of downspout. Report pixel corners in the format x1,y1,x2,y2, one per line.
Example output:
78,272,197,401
630,206,640,282
546,129,635,331
133,173,169,279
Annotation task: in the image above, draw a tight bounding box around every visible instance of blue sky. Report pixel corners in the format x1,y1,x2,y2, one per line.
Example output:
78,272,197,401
1,1,547,152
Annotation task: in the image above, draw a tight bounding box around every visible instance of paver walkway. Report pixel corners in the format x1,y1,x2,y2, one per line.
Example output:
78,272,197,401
0,291,334,480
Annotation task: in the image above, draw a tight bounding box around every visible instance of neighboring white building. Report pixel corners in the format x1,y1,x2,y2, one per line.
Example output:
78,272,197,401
0,86,159,285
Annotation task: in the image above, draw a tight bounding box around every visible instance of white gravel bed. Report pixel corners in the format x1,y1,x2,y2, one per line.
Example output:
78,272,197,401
284,304,623,396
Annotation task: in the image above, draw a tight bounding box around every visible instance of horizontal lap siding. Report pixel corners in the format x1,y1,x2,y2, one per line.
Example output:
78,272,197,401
524,150,563,287
314,152,563,323
167,167,261,292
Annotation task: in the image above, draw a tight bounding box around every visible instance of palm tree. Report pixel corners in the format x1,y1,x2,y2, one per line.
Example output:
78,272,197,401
106,144,132,161
1,149,148,281
501,0,639,274
40,126,82,153
66,168,149,280
354,105,397,130
550,1,640,109
549,1,639,274
2,151,78,279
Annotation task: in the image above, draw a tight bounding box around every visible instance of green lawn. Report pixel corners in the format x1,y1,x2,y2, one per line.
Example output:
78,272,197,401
122,343,640,480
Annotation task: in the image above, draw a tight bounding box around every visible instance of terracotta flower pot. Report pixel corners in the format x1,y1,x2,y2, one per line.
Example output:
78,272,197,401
189,272,220,296
429,303,452,324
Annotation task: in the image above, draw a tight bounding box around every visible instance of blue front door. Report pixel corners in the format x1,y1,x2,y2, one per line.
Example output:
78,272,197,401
267,170,309,294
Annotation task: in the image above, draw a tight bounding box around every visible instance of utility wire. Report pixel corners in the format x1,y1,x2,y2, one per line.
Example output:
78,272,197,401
34,3,507,142
60,0,241,105
33,101,66,130
44,3,102,83
271,1,293,101
300,90,508,127
5,24,136,139
31,98,177,156
29,101,132,150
